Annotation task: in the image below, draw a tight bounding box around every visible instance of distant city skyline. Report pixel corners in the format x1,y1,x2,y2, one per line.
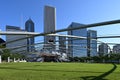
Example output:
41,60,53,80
0,0,120,46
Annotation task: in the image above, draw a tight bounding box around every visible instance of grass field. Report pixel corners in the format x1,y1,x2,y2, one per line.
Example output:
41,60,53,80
0,62,119,80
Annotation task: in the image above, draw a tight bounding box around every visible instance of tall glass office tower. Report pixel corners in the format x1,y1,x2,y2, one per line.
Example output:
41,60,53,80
6,26,27,53
44,6,56,51
87,30,97,57
25,18,35,52
68,22,87,57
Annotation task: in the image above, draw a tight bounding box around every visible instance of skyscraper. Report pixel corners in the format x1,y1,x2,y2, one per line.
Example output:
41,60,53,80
59,36,66,53
113,44,120,53
87,30,97,57
25,18,35,52
68,22,87,57
6,25,27,53
98,43,108,56
44,5,56,50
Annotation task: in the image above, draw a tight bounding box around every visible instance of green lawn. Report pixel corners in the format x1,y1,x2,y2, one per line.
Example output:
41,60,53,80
0,62,119,80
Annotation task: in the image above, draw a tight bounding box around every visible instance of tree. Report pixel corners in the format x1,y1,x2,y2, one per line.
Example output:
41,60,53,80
1,49,11,60
1,49,26,61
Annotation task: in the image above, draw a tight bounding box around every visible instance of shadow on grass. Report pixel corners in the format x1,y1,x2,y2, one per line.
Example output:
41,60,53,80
0,63,117,80
81,63,117,80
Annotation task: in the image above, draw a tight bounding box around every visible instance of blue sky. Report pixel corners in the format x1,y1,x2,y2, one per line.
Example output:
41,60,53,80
0,0,120,45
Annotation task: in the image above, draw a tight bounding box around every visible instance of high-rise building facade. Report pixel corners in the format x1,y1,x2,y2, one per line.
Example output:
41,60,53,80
87,30,97,57
98,43,108,56
59,36,66,53
6,26,27,53
44,6,56,50
113,44,120,53
25,18,35,52
68,22,87,57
